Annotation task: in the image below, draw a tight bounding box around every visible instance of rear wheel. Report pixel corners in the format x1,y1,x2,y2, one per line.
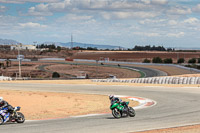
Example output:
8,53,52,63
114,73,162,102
128,107,136,117
16,112,25,123
0,116,4,125
112,108,121,119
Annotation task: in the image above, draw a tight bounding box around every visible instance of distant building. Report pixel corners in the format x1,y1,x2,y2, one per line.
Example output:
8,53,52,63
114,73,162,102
39,48,49,51
11,44,36,50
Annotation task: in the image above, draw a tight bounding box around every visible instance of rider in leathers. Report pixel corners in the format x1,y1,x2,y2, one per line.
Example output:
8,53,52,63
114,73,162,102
0,97,14,114
109,95,128,112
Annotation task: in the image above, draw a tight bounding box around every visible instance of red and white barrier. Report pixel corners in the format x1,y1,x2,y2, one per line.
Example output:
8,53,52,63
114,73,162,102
115,95,156,110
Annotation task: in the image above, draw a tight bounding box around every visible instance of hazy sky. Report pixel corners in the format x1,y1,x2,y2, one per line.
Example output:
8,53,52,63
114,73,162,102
0,0,200,48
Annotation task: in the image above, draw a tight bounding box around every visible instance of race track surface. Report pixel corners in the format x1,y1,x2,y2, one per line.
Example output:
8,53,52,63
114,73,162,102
0,83,200,133
121,65,167,77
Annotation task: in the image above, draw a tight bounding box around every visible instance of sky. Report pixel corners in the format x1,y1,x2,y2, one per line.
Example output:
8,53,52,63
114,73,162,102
0,0,200,48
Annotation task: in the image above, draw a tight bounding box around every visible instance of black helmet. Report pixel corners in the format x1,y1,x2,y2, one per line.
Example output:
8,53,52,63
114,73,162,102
109,95,114,100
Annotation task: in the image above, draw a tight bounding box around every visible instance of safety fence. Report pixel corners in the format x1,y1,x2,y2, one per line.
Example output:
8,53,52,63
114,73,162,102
92,77,200,84
0,76,12,81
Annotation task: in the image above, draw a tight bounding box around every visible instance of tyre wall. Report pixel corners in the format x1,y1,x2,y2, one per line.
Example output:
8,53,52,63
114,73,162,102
92,77,200,84
0,76,12,81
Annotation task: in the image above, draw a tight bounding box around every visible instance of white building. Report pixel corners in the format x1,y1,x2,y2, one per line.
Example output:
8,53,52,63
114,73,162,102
11,44,37,50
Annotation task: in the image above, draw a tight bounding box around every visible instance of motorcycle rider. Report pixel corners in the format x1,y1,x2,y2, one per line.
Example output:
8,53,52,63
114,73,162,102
109,95,128,112
0,97,14,114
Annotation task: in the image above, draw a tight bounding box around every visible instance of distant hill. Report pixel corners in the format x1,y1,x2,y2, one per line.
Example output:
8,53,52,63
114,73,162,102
0,38,19,44
1,38,199,50
43,42,123,50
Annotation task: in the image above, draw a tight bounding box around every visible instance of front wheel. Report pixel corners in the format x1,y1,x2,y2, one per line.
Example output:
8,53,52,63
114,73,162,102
112,108,121,119
0,115,4,125
128,107,136,117
16,112,25,123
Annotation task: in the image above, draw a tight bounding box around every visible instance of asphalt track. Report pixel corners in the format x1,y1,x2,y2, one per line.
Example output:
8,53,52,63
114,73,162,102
121,65,167,77
1,83,200,133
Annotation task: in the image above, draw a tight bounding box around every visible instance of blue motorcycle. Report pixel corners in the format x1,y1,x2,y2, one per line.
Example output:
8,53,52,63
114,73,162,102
0,106,25,125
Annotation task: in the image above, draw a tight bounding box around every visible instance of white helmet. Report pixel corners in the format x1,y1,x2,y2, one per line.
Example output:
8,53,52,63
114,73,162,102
0,97,3,103
109,95,114,100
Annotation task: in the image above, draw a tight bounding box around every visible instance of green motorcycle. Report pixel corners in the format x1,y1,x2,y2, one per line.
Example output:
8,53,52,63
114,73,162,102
110,101,136,119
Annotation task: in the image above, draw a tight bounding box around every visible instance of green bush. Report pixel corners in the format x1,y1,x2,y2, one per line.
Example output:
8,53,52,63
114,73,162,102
152,57,162,63
177,58,184,64
185,64,200,70
57,46,61,52
143,58,151,63
188,58,196,64
163,58,173,64
52,72,60,78
198,58,200,63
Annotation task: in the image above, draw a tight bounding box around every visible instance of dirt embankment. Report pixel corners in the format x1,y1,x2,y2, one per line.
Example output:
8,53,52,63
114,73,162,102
71,51,200,62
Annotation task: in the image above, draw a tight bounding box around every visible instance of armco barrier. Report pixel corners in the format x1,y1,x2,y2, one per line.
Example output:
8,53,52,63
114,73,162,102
92,77,200,84
0,76,12,81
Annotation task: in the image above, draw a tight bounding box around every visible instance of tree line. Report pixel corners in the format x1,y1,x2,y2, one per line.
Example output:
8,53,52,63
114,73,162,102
35,44,199,52
143,57,200,64
73,45,174,51
130,45,174,51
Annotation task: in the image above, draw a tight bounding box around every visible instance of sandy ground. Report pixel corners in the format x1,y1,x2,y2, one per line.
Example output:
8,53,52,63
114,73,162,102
0,88,138,120
176,74,200,77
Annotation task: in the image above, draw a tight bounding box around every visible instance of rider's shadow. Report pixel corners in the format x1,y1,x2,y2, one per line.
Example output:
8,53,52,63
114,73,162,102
1,122,17,125
106,116,127,119
106,117,116,119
